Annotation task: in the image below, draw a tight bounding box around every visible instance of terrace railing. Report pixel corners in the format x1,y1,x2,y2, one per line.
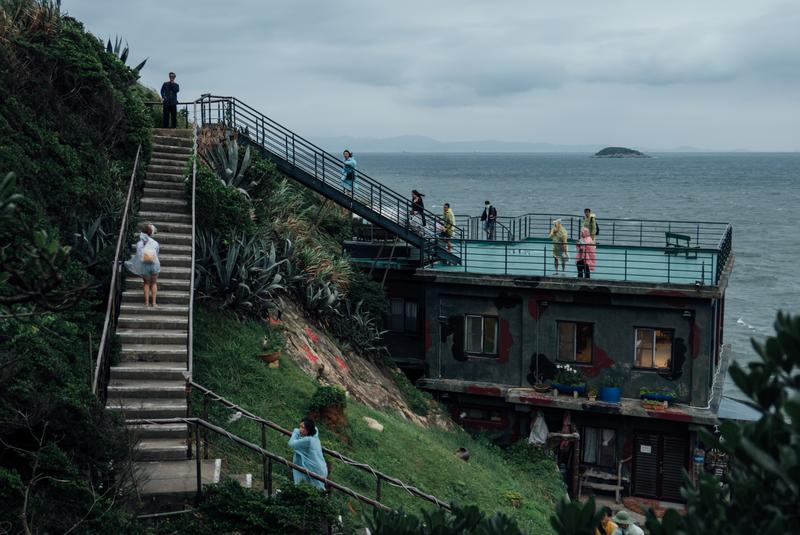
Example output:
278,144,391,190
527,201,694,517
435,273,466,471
195,94,463,265
188,380,451,510
92,145,143,399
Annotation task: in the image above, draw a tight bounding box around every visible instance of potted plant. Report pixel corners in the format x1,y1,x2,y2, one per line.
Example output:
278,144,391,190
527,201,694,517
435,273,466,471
552,364,586,395
639,386,676,404
259,334,282,364
641,398,667,411
599,364,628,403
587,386,598,402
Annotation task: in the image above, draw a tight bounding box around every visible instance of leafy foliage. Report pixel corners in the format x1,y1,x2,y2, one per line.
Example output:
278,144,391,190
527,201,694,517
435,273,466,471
308,385,347,413
104,35,147,73
194,163,256,236
364,504,525,535
550,497,603,535
205,136,257,196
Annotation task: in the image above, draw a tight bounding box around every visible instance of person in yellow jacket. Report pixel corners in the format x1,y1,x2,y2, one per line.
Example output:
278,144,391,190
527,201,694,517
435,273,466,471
596,506,618,535
440,203,456,252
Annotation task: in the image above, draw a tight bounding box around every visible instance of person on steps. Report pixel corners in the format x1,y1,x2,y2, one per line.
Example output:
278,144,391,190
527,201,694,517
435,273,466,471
480,200,497,240
340,149,357,197
288,417,328,490
411,189,426,226
160,72,180,128
548,219,568,275
125,224,160,307
576,227,597,278
441,203,456,253
582,207,598,242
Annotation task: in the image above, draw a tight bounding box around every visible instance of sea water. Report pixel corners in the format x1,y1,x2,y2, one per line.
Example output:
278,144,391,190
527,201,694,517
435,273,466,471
357,152,800,402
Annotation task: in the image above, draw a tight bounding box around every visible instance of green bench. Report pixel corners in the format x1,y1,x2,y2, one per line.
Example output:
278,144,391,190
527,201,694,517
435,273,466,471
665,232,699,259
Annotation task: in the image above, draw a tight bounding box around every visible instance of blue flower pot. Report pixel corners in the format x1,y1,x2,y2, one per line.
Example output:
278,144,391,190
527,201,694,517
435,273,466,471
640,392,675,403
599,386,621,403
553,383,587,395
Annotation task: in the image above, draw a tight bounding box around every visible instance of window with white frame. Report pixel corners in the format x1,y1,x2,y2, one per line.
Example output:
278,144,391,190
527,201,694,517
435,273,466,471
634,328,673,369
389,298,418,333
581,426,616,467
557,322,593,363
465,315,498,356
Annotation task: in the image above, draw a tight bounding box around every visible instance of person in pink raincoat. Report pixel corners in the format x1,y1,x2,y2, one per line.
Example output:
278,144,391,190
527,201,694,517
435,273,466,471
575,227,596,278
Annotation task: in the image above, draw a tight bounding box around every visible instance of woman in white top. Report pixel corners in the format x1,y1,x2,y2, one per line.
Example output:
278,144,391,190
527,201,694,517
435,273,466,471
125,223,161,307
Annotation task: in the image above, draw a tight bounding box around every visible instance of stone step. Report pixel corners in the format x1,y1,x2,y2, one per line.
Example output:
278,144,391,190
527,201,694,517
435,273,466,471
106,398,187,419
125,277,190,291
146,172,187,183
120,344,188,362
122,266,191,280
135,459,221,498
153,127,194,138
135,438,189,461
117,329,188,346
140,198,189,213
144,179,186,191
153,135,192,148
148,164,186,176
118,314,188,330
150,141,193,156
230,473,253,489
123,290,189,305
152,149,191,161
143,187,186,200
108,379,185,398
131,423,188,440
151,157,189,168
151,232,192,246
138,211,192,225
158,253,192,268
110,361,187,381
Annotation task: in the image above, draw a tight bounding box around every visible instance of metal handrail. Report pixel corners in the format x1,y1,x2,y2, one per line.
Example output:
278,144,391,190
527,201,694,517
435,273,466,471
187,101,198,378
129,417,390,511
145,100,195,129
188,379,451,510
196,94,464,262
92,145,143,397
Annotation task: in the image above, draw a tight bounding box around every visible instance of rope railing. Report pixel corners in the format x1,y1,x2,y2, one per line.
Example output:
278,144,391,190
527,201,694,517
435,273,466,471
92,145,143,397
128,417,390,512
187,379,452,510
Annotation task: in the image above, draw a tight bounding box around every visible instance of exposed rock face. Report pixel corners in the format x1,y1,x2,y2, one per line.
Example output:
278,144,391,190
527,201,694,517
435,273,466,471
593,146,649,158
276,300,452,429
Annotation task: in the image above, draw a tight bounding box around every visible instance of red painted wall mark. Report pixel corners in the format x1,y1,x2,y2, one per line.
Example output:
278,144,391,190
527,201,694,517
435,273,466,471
268,317,282,326
585,346,615,378
303,345,319,364
424,319,433,352
304,327,320,344
498,319,513,363
335,355,347,369
465,385,503,397
689,321,701,358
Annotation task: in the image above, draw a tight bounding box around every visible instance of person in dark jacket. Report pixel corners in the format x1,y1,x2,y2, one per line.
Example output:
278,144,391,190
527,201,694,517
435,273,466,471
160,72,180,128
411,189,426,226
480,200,497,240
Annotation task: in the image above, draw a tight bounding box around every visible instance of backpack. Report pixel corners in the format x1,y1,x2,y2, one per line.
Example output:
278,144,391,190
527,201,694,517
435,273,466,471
142,240,157,263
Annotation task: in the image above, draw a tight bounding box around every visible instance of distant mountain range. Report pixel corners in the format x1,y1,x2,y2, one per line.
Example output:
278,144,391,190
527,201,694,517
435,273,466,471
310,135,709,154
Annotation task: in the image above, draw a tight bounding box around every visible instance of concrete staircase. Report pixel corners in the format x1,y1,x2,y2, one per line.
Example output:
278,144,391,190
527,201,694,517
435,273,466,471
105,128,220,508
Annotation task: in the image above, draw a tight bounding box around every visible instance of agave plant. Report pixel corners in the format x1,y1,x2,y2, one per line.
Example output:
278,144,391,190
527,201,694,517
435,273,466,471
104,35,147,73
302,280,340,316
330,299,388,359
206,138,258,196
195,229,287,317
72,213,109,268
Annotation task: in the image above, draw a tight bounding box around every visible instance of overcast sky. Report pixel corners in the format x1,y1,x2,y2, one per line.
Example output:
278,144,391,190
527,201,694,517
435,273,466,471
65,0,800,151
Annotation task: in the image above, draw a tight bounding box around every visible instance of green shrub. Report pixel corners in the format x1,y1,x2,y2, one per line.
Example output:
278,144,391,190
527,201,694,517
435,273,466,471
308,385,347,413
194,164,256,236
389,369,432,416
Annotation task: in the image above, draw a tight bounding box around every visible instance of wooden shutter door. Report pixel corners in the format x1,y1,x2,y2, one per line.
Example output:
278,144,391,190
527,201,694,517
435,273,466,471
661,435,687,502
633,432,659,498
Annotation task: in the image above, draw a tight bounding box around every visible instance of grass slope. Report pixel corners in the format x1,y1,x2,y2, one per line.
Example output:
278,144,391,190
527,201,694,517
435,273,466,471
193,308,564,533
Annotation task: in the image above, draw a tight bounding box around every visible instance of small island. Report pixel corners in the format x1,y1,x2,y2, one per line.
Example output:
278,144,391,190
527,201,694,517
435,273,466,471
593,146,650,158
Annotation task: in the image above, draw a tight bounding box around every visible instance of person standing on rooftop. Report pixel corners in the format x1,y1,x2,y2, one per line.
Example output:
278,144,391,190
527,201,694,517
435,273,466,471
582,208,598,242
441,203,456,253
481,200,497,240
160,72,179,128
548,219,569,275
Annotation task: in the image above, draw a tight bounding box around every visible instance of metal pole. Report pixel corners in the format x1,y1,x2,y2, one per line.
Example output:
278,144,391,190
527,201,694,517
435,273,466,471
202,394,209,459
376,475,382,501
195,425,202,504
267,458,273,497
504,242,508,274
261,422,268,493
624,250,628,280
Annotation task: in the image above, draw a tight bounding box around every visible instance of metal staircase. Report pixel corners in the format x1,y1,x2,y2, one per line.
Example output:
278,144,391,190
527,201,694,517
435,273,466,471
197,94,463,265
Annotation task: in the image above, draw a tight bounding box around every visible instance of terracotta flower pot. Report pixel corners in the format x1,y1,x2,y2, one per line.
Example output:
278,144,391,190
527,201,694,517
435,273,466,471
260,351,280,364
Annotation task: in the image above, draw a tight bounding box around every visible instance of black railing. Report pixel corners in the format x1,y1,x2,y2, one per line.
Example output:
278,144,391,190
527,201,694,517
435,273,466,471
716,224,733,282
146,101,193,129
130,417,390,513
187,102,198,377
188,380,451,510
92,145,143,399
196,94,464,263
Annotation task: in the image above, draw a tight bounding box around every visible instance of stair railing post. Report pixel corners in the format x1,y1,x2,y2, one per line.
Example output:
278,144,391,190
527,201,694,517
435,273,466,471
624,249,628,280
185,378,192,459
376,475,382,502
202,393,209,460
291,134,296,168
267,458,273,497
195,424,202,505
261,422,268,494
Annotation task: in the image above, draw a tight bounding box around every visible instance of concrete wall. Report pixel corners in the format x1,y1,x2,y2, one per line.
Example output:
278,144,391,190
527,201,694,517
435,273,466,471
424,283,718,406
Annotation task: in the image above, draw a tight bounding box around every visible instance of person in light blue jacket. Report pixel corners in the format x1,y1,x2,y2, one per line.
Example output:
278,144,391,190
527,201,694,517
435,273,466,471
288,417,328,490
124,224,161,307
340,149,357,194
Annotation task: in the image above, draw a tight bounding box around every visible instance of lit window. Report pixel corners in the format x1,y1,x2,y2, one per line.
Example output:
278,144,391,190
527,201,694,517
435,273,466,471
558,322,593,363
465,315,498,355
635,328,673,369
582,427,616,467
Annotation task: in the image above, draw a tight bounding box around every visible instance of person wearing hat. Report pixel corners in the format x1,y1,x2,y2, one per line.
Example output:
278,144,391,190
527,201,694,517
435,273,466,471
610,510,644,535
480,200,497,240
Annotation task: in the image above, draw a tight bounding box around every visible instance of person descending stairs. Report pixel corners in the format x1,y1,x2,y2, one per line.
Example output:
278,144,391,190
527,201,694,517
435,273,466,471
105,128,220,510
